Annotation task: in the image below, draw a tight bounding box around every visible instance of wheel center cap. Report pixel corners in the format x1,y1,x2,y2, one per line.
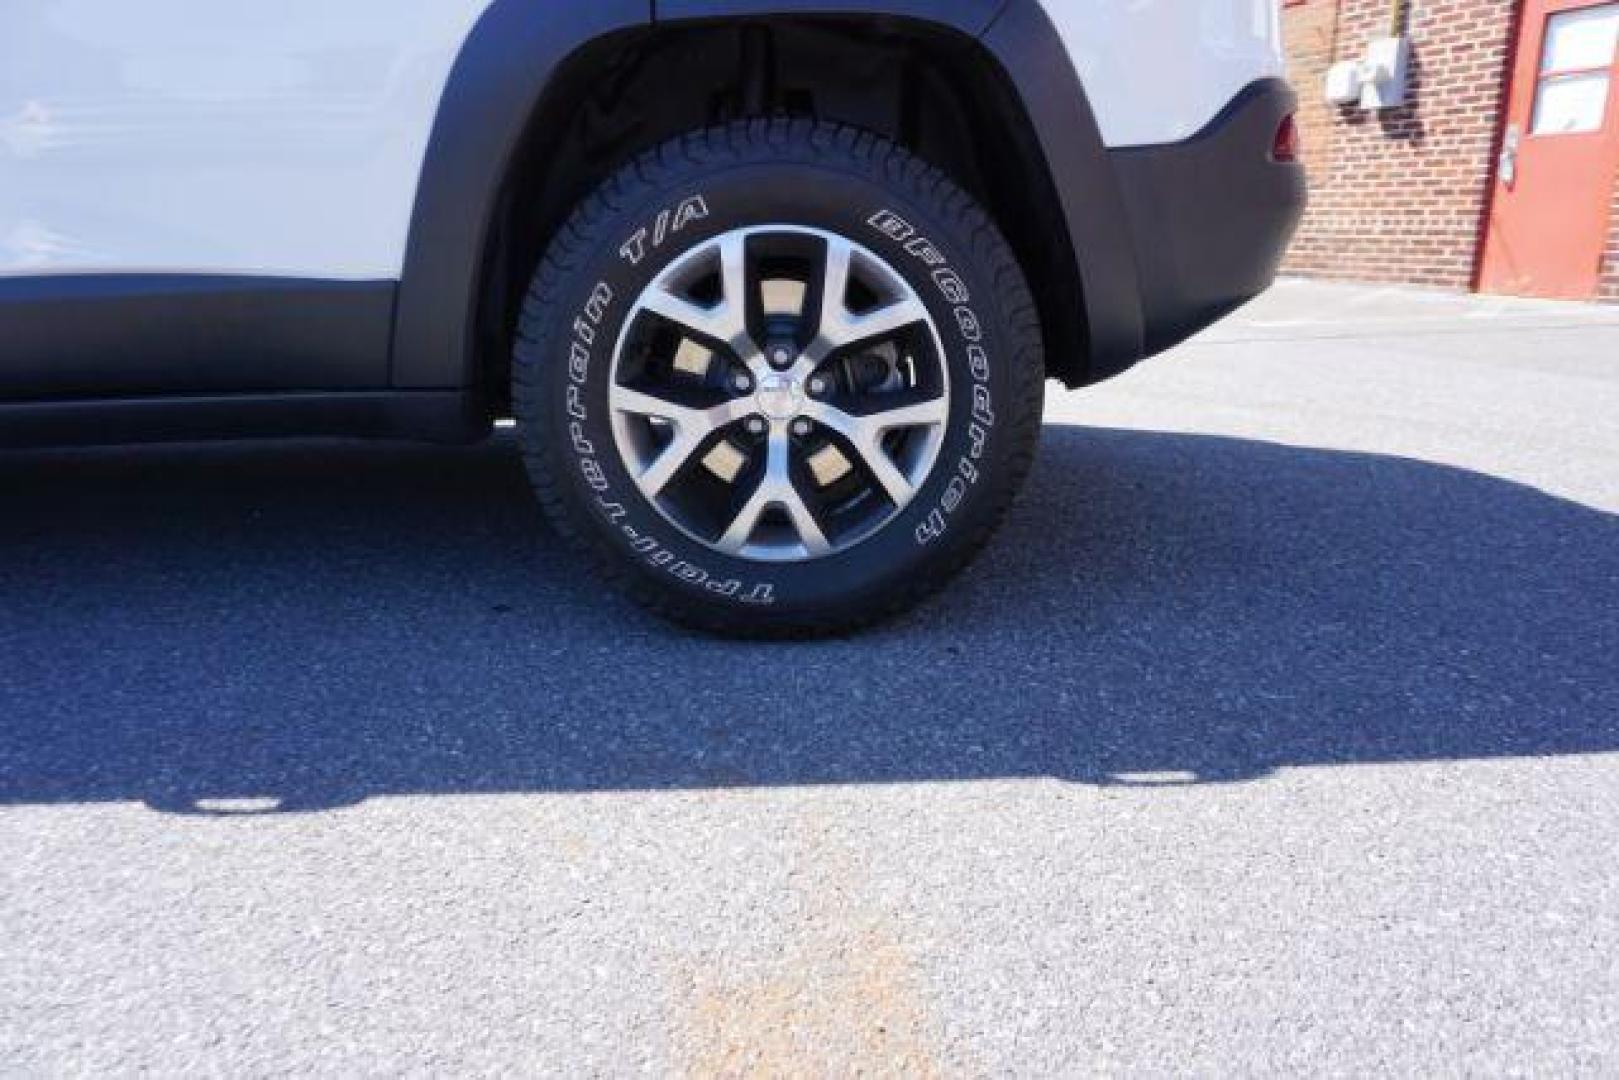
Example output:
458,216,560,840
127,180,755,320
754,373,804,422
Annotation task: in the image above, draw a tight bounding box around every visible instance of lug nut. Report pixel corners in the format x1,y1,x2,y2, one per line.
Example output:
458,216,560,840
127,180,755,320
769,345,795,368
791,419,813,437
745,416,767,436
732,372,753,393
807,375,829,397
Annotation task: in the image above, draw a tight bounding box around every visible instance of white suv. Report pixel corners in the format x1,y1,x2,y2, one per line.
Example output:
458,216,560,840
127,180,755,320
0,1,1304,633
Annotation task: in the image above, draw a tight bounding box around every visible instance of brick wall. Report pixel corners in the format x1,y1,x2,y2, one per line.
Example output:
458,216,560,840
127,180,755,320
1604,168,1619,300
1281,0,1520,289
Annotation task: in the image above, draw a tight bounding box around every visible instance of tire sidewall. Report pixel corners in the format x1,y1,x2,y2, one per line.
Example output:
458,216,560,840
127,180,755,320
525,156,1025,623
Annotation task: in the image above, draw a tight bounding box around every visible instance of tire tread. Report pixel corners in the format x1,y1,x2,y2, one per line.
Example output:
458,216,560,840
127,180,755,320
514,119,1045,638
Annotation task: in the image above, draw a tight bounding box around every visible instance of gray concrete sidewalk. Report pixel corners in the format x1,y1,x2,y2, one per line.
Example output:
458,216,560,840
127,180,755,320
2,280,1616,1075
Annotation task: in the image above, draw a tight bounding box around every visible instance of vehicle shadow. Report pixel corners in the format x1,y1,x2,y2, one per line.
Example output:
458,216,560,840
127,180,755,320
1,425,1615,813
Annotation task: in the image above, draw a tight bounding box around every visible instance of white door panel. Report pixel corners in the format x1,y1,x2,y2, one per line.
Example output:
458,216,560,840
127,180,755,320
1037,0,1286,148
0,0,492,279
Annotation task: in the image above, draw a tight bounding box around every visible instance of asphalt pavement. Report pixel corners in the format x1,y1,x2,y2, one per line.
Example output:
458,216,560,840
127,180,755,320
3,280,1617,1074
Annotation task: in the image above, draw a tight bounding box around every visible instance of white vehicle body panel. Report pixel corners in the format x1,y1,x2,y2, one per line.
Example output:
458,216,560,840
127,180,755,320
1040,0,1286,148
0,0,1284,280
0,0,489,280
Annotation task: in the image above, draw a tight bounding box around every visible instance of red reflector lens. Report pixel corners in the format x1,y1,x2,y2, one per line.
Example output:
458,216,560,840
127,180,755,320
1272,114,1301,163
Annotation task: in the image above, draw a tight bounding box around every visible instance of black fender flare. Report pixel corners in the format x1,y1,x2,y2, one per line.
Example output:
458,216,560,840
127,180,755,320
981,1,1144,376
390,0,1144,391
657,0,1000,32
391,0,652,391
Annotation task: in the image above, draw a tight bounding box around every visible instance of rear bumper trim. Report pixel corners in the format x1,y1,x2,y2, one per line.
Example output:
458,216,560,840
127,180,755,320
1103,78,1307,368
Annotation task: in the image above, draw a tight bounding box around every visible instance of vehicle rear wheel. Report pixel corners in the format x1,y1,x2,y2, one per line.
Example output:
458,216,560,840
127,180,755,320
514,119,1044,636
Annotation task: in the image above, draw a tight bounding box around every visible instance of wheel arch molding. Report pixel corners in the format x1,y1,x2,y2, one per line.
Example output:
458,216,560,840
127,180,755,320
655,0,1001,33
391,0,1142,397
391,0,653,394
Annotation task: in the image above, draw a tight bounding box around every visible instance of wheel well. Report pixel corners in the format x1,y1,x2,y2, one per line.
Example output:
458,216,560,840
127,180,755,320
472,17,1088,411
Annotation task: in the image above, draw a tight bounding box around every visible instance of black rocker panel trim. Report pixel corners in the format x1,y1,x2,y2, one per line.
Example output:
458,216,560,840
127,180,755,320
0,275,395,400
0,391,479,450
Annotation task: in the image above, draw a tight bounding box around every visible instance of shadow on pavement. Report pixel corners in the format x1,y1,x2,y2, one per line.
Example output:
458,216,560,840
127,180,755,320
2,427,1615,813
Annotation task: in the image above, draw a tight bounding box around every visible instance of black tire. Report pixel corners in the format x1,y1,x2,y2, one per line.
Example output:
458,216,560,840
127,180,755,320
513,119,1044,636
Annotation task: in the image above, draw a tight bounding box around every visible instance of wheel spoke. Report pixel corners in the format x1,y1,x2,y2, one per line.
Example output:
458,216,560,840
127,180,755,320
801,395,948,506
609,385,697,426
817,236,855,341
639,234,762,364
846,296,931,350
781,490,832,556
611,384,754,495
638,287,740,353
612,384,753,429
804,237,928,365
610,226,951,564
854,441,916,505
719,232,751,329
636,432,703,496
716,430,831,559
858,397,949,431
